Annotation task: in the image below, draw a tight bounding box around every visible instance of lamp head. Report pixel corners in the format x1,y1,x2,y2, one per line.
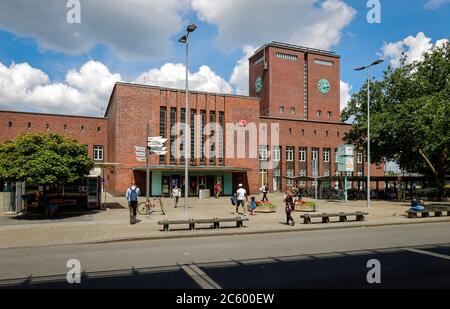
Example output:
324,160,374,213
187,24,197,33
178,35,187,44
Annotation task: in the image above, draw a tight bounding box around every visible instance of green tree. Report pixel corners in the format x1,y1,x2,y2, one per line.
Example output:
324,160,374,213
341,41,450,191
0,133,94,185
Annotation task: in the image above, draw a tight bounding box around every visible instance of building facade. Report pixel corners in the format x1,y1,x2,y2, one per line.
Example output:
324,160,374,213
0,42,384,196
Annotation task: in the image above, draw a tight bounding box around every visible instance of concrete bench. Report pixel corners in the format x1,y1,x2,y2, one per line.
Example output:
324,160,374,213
300,212,368,224
158,217,249,231
406,207,450,218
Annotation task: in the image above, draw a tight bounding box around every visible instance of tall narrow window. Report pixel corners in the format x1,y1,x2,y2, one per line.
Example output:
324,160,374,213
323,149,330,163
286,147,294,162
94,146,104,161
170,108,177,164
64,124,68,132
209,111,216,165
286,169,294,185
28,122,32,130
272,147,280,162
218,112,224,165
159,107,167,164
180,108,186,164
200,110,206,165
190,109,196,164
335,149,339,163
312,148,319,161
259,145,268,161
299,148,306,162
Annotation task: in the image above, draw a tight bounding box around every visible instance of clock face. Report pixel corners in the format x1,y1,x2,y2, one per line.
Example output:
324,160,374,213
255,76,263,93
318,79,331,94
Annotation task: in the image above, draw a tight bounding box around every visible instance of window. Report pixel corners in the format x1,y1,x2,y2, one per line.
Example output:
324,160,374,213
317,110,322,117
279,106,285,114
323,149,330,163
8,121,12,128
276,53,298,61
357,151,363,164
290,107,296,115
324,170,330,177
46,124,50,131
335,149,339,163
301,129,305,136
179,108,186,164
218,112,225,165
259,145,268,161
209,111,216,165
286,147,294,162
94,146,104,161
272,147,280,162
253,56,264,65
328,111,332,118
28,122,32,130
97,127,101,133
160,107,167,164
314,59,334,67
200,110,206,165
81,125,85,133
190,109,196,164
64,124,68,132
299,170,307,185
335,171,341,176
286,169,294,185
170,108,177,164
312,148,319,161
357,171,363,177
299,148,306,162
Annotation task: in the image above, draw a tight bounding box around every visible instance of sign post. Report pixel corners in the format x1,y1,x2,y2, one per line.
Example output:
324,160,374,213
338,145,354,203
146,132,168,204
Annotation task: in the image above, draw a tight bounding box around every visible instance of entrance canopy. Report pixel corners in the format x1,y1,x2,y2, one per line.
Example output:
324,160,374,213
132,165,251,173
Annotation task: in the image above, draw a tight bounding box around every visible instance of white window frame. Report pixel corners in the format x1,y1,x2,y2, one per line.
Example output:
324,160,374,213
299,148,306,162
323,149,330,163
357,151,363,164
357,171,363,177
324,170,330,177
94,145,104,161
312,148,319,161
259,145,268,161
286,169,294,185
272,147,280,162
286,147,294,162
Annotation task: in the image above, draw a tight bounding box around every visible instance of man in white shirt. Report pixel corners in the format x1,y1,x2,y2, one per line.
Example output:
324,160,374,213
235,184,248,216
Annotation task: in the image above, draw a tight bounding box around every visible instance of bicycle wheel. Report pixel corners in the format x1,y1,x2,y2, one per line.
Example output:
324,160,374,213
137,202,148,215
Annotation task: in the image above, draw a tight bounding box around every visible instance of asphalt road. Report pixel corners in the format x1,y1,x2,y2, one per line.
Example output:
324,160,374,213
0,222,449,289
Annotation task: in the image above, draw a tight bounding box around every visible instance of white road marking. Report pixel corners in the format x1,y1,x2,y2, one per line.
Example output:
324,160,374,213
404,248,450,261
180,264,222,289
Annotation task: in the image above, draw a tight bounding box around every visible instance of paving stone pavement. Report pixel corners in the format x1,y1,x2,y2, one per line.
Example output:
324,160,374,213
0,193,448,249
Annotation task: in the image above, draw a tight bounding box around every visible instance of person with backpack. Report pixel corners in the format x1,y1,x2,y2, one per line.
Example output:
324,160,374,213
125,181,140,225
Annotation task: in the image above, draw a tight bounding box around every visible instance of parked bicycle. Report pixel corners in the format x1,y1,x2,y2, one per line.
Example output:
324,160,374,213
137,196,166,216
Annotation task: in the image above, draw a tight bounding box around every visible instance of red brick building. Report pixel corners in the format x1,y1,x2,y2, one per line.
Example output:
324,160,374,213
0,42,384,196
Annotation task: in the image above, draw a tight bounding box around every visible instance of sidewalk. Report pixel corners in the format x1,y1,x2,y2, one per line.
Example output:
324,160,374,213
0,193,449,249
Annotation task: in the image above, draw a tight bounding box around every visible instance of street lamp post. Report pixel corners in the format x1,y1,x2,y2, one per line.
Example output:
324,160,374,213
354,59,384,209
179,24,197,215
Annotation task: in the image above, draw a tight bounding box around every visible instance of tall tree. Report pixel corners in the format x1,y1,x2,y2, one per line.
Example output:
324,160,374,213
341,41,450,191
0,133,94,185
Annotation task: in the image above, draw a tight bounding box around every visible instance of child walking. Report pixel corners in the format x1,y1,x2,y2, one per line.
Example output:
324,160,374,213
250,196,257,216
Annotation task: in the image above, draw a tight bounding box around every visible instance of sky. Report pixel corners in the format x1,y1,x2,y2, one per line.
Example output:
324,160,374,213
0,0,449,117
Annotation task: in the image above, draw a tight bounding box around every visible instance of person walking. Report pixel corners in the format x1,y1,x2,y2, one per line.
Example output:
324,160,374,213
261,184,269,202
125,181,140,225
214,182,221,199
171,186,181,208
235,184,248,216
283,189,295,226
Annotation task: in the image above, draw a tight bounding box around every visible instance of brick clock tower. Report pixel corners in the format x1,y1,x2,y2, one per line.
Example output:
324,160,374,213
249,42,341,122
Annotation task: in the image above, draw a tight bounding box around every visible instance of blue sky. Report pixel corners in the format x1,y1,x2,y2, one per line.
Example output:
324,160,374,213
0,0,448,116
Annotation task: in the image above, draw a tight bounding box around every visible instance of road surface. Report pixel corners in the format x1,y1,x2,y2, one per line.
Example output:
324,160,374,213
0,222,449,288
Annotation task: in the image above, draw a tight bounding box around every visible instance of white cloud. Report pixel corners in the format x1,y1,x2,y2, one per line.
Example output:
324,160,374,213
229,46,255,95
340,80,352,112
191,0,356,51
134,63,233,94
382,32,448,67
424,0,450,9
0,61,121,115
0,0,189,59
